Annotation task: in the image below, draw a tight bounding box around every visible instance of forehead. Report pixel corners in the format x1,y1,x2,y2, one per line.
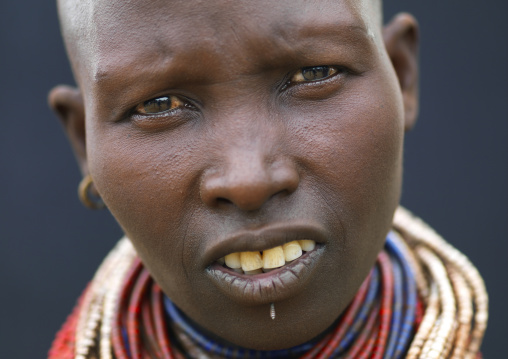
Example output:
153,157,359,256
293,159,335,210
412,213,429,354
63,0,380,89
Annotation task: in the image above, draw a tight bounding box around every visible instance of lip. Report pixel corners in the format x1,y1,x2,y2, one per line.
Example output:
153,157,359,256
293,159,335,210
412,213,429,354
204,222,328,305
202,222,329,266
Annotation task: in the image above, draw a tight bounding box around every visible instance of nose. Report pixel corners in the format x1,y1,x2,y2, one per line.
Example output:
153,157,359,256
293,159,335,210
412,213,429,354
200,151,299,211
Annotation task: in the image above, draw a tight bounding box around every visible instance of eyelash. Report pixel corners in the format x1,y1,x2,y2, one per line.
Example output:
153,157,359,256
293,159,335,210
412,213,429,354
282,65,345,90
135,95,195,116
133,65,345,117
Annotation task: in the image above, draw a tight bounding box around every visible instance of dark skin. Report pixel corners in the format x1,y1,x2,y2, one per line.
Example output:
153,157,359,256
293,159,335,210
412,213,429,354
50,0,419,351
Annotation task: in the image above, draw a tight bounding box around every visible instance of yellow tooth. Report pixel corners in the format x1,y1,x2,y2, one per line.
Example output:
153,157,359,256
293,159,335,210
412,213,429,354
225,252,242,269
262,246,285,269
240,251,263,271
298,240,316,252
282,241,303,261
244,269,263,275
232,268,243,274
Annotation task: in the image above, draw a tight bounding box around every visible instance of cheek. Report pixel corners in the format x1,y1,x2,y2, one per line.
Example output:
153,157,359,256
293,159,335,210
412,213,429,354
290,77,404,258
86,125,202,279
291,82,404,201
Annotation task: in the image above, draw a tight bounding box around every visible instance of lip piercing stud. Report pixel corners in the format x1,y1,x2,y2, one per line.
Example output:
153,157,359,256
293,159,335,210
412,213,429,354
270,303,275,320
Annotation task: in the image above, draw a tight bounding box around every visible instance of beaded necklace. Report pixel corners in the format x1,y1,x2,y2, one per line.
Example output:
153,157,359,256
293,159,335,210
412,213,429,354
49,207,488,359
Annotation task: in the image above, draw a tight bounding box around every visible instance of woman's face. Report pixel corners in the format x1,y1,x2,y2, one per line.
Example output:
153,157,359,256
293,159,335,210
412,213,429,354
57,0,416,350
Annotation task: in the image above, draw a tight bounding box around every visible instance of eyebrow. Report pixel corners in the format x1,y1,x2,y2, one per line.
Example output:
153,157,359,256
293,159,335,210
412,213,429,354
293,21,372,43
269,21,375,63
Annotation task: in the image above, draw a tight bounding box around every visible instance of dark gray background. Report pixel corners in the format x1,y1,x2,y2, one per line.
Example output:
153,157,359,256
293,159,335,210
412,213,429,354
1,1,506,357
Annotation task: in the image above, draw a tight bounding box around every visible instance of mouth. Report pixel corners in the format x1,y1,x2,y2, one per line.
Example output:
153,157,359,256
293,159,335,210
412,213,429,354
217,239,317,275
205,223,327,305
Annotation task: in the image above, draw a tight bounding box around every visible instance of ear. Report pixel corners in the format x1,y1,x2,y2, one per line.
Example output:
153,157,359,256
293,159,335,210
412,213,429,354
383,13,419,131
48,85,88,175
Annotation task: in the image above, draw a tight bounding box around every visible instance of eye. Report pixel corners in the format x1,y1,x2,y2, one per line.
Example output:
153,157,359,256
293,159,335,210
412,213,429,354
291,66,338,83
135,95,184,115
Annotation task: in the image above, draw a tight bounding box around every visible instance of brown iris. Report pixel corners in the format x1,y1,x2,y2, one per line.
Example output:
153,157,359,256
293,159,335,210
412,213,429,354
136,96,184,115
291,66,338,83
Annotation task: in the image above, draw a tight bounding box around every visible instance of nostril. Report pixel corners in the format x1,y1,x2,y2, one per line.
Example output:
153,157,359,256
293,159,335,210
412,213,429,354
216,197,232,206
